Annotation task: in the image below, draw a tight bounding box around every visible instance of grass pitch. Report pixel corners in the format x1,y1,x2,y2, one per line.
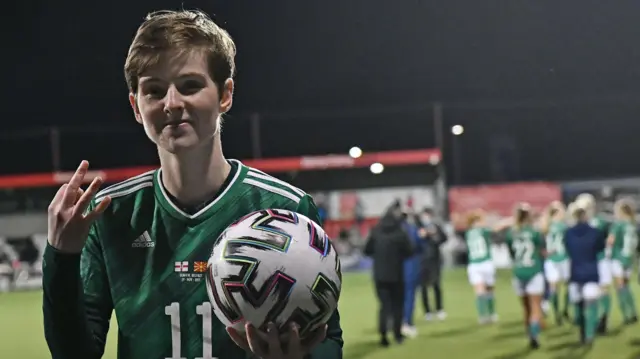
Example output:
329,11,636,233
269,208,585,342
2,269,640,359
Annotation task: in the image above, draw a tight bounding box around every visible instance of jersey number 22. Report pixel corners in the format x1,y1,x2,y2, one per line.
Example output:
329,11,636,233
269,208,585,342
514,240,535,267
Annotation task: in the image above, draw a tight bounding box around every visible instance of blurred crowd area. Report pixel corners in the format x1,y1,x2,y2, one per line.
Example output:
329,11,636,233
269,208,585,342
0,235,45,292
0,174,640,290
2,147,640,292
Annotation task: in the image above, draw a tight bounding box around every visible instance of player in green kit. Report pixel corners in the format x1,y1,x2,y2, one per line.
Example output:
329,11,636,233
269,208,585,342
464,210,510,324
42,10,343,359
607,199,639,324
505,204,545,349
540,201,570,324
575,193,612,333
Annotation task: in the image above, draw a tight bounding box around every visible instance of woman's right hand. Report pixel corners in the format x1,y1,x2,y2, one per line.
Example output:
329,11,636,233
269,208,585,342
47,161,111,254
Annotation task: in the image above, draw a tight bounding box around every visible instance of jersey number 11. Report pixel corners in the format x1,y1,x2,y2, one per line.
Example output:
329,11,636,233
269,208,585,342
165,302,218,359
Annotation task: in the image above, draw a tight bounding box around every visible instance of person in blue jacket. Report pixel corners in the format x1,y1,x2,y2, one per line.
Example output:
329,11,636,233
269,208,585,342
564,203,606,345
401,211,425,338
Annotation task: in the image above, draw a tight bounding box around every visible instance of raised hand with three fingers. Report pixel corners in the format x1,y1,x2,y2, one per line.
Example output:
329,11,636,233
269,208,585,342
47,160,111,254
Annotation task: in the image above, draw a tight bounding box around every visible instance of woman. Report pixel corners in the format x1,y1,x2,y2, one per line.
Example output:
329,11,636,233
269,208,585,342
607,199,639,324
364,204,414,346
42,10,342,359
464,210,509,324
505,204,545,349
575,193,612,333
564,204,604,345
540,201,570,324
401,213,425,338
417,208,447,321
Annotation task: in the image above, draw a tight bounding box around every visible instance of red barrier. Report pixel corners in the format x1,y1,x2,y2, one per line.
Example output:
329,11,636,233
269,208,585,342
0,148,440,188
449,181,562,230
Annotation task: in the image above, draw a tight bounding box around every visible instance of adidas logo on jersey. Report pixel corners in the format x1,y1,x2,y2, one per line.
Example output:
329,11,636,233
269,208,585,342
132,231,155,248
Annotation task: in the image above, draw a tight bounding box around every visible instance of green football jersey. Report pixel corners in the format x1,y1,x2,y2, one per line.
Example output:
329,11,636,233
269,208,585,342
465,227,492,264
611,220,638,268
506,226,544,281
545,221,568,262
589,216,610,260
54,160,342,359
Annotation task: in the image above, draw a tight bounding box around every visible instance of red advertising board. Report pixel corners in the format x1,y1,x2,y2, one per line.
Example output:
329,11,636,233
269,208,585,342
449,182,562,230
0,149,440,189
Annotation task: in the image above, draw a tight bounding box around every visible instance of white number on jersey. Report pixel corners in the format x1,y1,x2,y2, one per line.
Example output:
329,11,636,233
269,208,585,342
165,302,217,359
513,239,535,267
468,233,488,260
622,227,638,257
546,232,564,255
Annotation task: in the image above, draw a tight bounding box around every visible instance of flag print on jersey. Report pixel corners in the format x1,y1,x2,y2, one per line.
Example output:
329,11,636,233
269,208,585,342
193,261,207,273
174,261,189,272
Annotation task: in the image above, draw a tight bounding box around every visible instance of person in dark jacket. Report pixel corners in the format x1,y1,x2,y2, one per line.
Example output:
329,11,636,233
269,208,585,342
364,203,414,347
564,204,606,345
401,218,424,337
416,208,448,320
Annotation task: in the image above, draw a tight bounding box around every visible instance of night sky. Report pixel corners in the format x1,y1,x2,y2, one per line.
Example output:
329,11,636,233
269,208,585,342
7,0,640,184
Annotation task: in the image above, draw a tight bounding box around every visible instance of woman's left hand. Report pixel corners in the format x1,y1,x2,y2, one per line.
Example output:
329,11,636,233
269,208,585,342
228,322,327,359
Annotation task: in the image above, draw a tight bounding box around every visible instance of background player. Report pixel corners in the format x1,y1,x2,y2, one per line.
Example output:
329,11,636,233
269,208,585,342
505,204,545,349
575,193,612,333
401,210,424,339
464,210,508,324
364,203,414,347
608,198,639,324
564,204,604,346
42,10,342,359
540,201,570,324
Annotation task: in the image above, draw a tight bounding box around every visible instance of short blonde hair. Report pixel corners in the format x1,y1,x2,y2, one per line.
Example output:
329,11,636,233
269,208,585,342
615,198,636,224
124,10,236,95
466,209,485,228
575,193,595,210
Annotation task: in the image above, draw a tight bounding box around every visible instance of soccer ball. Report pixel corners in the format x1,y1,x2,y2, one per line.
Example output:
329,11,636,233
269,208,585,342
205,209,342,338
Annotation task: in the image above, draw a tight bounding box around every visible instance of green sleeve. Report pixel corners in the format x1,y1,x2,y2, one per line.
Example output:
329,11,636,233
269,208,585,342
297,194,323,227
42,214,113,359
308,310,344,359
297,195,344,358
611,222,621,239
603,219,612,234
535,231,544,251
504,229,512,246
483,229,492,241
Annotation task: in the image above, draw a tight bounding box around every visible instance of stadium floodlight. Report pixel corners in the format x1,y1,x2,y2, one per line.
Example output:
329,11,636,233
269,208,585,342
369,162,384,174
451,125,464,136
348,146,363,159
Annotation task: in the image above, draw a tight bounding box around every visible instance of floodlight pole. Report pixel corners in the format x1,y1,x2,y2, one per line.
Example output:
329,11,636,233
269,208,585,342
432,102,449,220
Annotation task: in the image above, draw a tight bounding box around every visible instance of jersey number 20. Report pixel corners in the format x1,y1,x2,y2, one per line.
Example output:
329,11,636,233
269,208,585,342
165,302,218,359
